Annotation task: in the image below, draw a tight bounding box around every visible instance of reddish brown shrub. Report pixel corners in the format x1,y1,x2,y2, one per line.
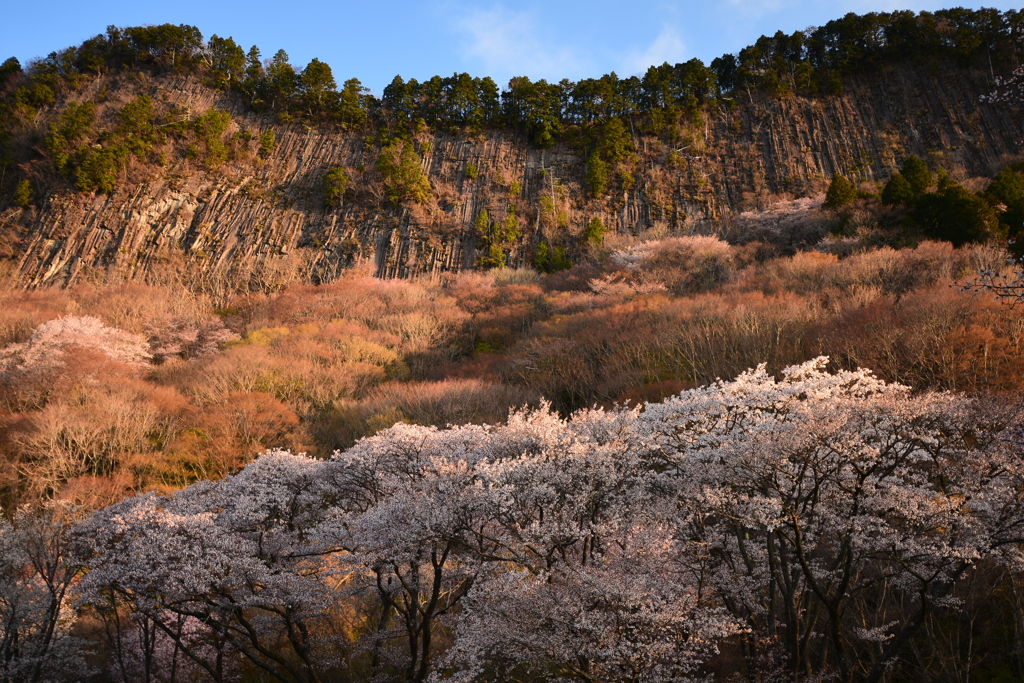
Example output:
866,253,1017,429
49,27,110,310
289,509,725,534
361,379,539,428
812,285,1024,392
165,391,302,482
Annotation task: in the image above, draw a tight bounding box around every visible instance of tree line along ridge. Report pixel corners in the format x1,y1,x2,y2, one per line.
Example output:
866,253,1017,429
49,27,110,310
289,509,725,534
1,8,1023,198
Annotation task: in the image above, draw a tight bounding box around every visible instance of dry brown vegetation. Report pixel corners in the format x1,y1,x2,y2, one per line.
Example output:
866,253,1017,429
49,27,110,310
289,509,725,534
0,238,1019,508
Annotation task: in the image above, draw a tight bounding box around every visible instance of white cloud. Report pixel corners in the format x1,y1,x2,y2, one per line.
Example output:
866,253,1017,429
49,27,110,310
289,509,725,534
623,24,687,75
453,5,587,83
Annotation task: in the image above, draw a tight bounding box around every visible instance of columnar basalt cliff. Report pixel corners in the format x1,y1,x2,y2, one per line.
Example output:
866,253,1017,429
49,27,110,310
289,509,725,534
1,61,1020,289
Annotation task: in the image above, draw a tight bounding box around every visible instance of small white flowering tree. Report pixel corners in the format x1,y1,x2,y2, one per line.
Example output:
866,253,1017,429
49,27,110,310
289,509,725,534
959,262,1024,308
0,316,152,375
0,504,90,683
315,422,498,682
76,453,338,683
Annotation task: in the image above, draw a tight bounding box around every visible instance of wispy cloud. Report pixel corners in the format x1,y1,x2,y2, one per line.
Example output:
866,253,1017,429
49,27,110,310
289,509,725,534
622,24,687,75
452,4,588,83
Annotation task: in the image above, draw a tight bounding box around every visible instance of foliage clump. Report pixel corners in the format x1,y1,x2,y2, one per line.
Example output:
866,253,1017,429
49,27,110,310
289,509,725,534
476,206,521,269
823,174,857,209
534,241,572,273
584,216,607,246
323,166,349,208
13,179,31,207
376,139,431,205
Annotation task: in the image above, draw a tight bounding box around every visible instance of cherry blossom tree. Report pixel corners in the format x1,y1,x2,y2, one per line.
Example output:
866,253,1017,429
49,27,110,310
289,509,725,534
0,316,151,375
315,422,503,682
423,406,737,682
959,262,1024,308
145,315,239,363
962,37,1024,307
0,315,153,413
64,357,1024,682
444,536,739,683
981,27,1024,109
76,453,340,683
635,358,1024,682
99,610,238,683
0,504,90,683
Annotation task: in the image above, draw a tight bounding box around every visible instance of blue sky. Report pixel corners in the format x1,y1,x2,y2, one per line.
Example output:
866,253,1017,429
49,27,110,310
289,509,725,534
2,0,1020,93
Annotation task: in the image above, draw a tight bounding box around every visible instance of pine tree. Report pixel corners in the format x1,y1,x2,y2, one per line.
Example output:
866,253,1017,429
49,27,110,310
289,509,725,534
376,140,431,205
338,78,369,129
881,173,915,205
586,153,608,198
900,155,934,195
300,58,337,119
585,217,607,246
206,35,245,90
823,174,857,209
13,178,31,207
324,167,349,208
474,209,489,236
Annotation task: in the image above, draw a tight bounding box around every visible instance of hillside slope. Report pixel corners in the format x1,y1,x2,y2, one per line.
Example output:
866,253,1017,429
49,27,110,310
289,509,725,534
0,60,1019,290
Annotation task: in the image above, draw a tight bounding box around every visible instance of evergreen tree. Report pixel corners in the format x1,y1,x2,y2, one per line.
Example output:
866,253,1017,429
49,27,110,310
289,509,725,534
881,173,915,205
586,153,608,198
0,57,21,86
711,54,738,94
982,165,1024,256
241,46,265,109
266,50,298,113
13,178,32,207
376,140,431,205
338,78,369,129
984,166,1024,208
474,209,489,236
478,76,501,124
585,217,607,246
534,241,572,272
446,72,479,126
259,130,276,156
900,155,934,195
595,117,632,164
476,205,521,269
382,75,415,124
324,167,349,208
912,176,997,246
206,35,245,90
300,58,337,119
498,206,521,244
479,242,507,268
823,174,857,209
641,62,677,110
123,24,203,70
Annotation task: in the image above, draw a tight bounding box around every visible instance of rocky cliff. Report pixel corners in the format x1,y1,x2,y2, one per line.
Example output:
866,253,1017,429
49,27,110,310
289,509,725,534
1,60,1020,290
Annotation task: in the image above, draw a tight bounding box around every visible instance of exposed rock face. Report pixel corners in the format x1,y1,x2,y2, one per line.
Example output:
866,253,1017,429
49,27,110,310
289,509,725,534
2,61,1020,288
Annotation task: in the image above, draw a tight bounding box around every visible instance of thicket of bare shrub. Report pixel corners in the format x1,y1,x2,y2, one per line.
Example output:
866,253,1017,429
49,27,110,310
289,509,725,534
361,378,539,428
0,239,1021,507
610,236,735,294
715,196,836,248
